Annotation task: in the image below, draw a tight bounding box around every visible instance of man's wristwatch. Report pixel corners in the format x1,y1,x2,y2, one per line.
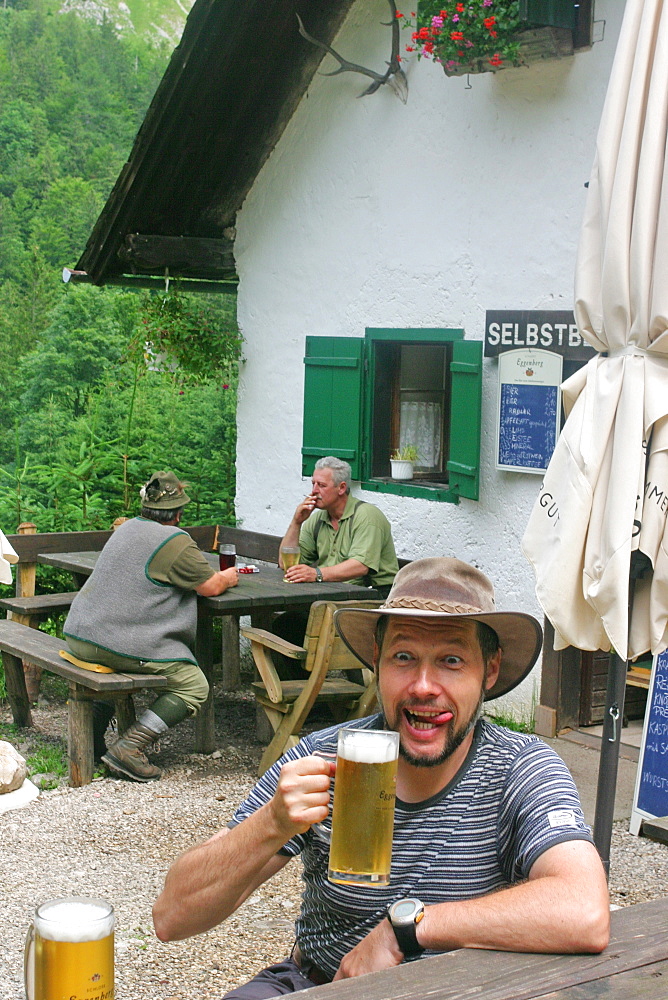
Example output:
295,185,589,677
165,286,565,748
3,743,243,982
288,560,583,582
314,566,324,583
387,898,425,957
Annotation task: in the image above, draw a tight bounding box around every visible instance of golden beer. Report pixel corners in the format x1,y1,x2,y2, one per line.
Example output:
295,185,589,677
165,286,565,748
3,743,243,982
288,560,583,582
26,898,114,1000
328,729,399,886
281,547,301,580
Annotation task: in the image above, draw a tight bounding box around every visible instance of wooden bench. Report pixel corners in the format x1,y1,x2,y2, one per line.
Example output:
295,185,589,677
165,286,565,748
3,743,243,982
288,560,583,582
0,592,78,625
0,619,167,787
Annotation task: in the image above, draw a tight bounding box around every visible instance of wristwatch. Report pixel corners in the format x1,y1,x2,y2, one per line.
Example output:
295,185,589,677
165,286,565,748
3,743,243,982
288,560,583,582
387,898,425,957
314,566,324,582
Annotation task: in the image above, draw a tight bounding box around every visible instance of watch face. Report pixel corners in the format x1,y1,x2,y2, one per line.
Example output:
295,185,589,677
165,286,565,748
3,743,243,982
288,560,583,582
393,900,417,920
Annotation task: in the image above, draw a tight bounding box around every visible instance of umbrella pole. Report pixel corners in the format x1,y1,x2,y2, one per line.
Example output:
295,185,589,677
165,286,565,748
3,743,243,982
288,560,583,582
592,647,629,876
592,563,647,875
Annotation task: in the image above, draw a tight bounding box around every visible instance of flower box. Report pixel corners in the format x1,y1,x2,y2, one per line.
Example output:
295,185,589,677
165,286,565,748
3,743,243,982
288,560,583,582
442,25,573,76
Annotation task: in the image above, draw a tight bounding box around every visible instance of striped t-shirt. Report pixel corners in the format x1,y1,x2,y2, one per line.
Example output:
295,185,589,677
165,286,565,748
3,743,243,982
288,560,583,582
229,715,592,980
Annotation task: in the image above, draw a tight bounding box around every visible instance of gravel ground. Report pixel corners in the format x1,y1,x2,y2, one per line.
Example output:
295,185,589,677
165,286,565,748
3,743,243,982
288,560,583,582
2,685,668,1000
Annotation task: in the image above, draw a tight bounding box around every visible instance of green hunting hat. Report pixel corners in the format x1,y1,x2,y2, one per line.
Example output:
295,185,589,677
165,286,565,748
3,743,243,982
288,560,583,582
139,471,191,510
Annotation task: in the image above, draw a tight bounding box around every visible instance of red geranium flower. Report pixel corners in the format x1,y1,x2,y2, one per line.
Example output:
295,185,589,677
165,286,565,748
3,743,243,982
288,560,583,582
489,53,503,66
450,30,463,40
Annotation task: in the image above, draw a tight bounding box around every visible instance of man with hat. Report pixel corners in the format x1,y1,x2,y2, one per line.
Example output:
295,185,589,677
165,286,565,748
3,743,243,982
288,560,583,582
63,470,238,783
153,558,609,991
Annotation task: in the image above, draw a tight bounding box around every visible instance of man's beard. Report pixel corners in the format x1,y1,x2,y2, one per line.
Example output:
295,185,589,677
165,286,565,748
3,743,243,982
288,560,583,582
383,688,485,769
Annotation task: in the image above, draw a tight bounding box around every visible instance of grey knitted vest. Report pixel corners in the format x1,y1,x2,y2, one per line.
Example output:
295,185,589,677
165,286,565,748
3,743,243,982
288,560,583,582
64,517,198,663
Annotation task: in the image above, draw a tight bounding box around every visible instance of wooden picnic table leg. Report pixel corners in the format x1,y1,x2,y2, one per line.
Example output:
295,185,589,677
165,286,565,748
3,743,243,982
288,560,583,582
221,614,240,691
195,614,216,754
2,649,33,728
68,683,94,786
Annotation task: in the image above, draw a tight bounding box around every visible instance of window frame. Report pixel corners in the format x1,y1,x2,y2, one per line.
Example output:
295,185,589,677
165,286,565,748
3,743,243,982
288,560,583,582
301,329,483,504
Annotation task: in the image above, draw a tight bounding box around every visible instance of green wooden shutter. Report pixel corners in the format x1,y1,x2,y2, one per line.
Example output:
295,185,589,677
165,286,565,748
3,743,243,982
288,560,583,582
519,0,579,30
447,341,482,501
302,337,365,480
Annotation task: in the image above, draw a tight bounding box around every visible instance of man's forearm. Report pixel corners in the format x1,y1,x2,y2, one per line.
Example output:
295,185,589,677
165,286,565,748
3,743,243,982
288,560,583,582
153,804,290,942
320,558,369,582
417,843,609,955
154,756,333,943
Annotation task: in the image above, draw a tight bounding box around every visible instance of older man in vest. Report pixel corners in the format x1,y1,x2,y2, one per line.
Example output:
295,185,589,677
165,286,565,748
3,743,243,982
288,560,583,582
63,471,237,782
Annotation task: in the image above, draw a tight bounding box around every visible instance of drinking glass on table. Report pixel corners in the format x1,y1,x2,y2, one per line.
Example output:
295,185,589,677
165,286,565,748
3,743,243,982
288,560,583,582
280,546,301,581
219,543,236,570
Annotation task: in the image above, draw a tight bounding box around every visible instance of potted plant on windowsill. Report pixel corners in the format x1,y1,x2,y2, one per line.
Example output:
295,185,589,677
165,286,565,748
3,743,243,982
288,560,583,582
402,1,573,78
390,445,419,480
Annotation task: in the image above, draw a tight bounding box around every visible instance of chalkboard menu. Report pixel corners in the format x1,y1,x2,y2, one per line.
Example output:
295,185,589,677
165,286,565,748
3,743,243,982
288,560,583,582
496,349,563,474
630,650,668,835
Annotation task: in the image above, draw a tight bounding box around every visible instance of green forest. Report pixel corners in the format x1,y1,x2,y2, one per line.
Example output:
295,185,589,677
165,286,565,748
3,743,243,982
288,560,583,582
0,0,241,538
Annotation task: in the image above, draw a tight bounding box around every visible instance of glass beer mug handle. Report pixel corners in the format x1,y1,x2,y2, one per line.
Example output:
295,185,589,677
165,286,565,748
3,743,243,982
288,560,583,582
24,921,35,1000
311,750,335,845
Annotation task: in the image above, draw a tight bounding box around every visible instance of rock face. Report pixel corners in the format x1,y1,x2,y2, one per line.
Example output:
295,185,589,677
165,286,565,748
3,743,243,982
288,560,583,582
58,0,194,46
0,741,28,794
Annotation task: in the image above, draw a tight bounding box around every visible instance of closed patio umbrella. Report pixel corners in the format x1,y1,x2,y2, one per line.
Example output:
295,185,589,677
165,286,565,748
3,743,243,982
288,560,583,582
522,0,668,870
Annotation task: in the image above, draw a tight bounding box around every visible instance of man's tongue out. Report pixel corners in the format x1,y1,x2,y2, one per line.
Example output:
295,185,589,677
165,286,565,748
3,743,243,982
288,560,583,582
405,708,454,731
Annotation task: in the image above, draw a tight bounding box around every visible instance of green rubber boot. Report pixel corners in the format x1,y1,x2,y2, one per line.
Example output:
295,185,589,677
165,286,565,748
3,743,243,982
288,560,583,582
101,722,162,782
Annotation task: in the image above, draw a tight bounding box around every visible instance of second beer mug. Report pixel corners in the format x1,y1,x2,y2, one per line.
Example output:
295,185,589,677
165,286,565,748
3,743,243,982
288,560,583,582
24,896,115,1000
327,728,399,887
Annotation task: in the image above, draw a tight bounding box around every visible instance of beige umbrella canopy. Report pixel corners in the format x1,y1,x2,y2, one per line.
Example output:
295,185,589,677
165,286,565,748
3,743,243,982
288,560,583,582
522,0,668,664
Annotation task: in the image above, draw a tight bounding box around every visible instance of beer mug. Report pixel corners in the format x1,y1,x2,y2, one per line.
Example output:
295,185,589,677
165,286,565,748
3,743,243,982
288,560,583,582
326,728,399,887
24,897,115,1000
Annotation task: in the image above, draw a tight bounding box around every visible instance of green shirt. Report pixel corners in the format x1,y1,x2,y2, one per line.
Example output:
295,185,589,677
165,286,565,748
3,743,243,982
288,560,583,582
148,532,214,589
299,496,398,588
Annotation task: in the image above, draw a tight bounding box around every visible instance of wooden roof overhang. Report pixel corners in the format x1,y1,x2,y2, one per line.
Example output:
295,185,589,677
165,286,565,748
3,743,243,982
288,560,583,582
75,0,357,292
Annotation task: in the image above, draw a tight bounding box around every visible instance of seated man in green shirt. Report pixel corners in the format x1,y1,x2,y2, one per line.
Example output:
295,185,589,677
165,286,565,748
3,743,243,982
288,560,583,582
63,470,237,783
275,457,398,677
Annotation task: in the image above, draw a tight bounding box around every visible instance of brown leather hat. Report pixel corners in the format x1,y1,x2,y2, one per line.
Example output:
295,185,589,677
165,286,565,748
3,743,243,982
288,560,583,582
334,557,542,700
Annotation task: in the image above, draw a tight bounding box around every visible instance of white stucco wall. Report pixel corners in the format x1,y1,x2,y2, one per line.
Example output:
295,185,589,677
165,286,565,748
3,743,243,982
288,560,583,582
233,0,623,716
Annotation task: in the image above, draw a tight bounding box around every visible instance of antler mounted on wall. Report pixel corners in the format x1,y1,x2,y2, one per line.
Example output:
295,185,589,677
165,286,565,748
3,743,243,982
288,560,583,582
297,0,408,103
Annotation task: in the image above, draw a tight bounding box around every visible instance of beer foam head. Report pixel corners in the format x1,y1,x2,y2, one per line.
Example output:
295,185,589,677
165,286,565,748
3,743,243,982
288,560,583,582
35,899,114,941
338,729,398,764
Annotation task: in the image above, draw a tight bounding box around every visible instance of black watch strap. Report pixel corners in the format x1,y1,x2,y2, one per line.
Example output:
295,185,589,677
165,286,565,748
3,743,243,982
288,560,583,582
387,915,425,958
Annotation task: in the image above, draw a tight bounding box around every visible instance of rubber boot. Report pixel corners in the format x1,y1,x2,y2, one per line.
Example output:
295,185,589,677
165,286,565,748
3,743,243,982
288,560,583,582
93,701,115,762
101,722,162,782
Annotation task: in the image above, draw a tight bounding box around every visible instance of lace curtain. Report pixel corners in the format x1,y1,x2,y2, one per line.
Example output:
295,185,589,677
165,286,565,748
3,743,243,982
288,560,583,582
400,401,442,470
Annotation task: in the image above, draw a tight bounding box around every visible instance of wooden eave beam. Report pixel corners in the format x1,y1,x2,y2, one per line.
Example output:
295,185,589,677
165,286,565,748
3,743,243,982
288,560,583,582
117,233,236,279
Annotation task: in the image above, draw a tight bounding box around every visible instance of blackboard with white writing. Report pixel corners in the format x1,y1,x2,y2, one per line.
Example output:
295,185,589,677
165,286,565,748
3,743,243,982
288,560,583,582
498,383,559,473
631,650,668,833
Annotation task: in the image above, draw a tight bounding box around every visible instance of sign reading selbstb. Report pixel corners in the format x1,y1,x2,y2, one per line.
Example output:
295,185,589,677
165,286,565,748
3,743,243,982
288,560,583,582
485,310,597,360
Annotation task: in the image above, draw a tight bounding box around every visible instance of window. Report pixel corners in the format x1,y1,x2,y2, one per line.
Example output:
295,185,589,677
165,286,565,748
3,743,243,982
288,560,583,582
519,0,594,49
301,329,482,503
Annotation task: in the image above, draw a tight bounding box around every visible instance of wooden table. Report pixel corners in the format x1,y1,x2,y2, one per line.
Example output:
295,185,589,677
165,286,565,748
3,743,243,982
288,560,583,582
38,550,376,753
301,896,668,999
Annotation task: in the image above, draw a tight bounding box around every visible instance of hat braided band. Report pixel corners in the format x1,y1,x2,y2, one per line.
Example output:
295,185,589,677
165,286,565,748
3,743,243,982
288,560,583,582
382,598,485,614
